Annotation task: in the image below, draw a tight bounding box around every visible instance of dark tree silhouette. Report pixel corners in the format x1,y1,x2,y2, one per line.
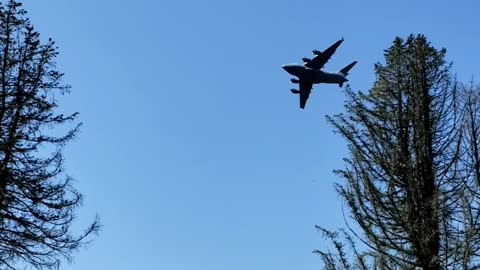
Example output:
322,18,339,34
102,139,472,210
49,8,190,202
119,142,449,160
316,35,480,269
0,1,99,269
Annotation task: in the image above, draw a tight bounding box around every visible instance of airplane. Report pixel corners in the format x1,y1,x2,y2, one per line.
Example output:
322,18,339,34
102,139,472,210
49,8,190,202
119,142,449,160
282,38,357,109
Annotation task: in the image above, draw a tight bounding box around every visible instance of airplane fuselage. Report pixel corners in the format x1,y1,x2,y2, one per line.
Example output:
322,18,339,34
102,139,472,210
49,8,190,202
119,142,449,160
282,64,348,85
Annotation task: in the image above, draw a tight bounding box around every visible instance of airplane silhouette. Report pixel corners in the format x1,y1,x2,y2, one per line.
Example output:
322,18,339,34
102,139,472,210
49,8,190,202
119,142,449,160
282,38,357,109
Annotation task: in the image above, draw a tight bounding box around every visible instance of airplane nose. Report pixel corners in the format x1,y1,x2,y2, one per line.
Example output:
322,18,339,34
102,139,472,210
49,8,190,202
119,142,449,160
282,64,294,74
283,64,301,76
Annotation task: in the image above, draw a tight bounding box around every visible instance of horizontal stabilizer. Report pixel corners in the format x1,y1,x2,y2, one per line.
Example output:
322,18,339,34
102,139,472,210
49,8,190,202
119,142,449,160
290,89,300,94
339,61,357,76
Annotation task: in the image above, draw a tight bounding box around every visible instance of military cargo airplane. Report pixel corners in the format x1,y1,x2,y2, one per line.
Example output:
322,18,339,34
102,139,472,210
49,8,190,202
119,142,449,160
282,38,357,109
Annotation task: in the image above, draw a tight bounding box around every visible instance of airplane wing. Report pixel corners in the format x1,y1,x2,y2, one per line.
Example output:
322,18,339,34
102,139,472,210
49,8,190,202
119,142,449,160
299,81,313,109
304,38,344,70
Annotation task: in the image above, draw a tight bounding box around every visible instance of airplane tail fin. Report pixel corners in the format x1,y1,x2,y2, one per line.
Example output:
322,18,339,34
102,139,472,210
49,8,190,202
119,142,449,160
339,61,357,76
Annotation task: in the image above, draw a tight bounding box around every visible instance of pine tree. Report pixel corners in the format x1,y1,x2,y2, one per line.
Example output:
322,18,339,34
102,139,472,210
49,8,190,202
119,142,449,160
0,1,99,269
316,35,480,269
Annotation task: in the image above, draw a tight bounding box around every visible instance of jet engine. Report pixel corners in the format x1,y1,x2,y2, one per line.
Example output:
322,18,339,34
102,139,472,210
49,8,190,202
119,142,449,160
290,78,299,84
290,89,300,94
312,49,322,55
302,57,311,63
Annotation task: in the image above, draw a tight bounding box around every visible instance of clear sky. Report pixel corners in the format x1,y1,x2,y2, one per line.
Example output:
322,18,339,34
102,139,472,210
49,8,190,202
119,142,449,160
19,0,480,269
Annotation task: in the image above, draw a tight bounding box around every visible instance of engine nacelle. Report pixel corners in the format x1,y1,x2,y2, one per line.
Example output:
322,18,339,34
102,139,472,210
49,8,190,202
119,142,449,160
302,57,311,63
290,78,300,84
312,49,322,55
290,89,300,94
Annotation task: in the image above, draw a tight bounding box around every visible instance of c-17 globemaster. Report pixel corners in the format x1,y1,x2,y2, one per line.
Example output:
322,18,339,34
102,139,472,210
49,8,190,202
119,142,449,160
282,38,357,109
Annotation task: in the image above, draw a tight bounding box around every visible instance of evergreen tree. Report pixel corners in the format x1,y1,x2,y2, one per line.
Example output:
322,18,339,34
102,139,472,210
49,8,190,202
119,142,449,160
317,35,480,269
0,1,99,269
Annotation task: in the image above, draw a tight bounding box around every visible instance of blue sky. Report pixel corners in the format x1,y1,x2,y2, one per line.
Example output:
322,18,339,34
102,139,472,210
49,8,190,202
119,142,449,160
20,0,480,269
